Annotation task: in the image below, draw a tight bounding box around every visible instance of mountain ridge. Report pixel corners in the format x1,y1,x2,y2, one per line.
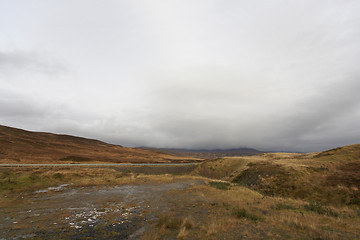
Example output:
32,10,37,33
0,125,199,164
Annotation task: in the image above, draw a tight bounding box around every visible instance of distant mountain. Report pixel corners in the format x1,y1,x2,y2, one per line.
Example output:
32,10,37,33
0,125,199,164
139,147,264,159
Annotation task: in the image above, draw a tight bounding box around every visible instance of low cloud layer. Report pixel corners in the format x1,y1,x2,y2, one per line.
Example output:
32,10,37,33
1,1,360,152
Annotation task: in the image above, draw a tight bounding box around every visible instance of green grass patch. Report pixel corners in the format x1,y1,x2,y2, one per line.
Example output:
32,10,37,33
209,181,230,190
0,171,53,192
272,203,297,211
303,201,338,217
53,173,64,180
320,225,339,232
232,208,263,222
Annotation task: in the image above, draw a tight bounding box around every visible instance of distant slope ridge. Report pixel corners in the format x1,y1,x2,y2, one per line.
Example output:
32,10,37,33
140,147,263,159
196,143,360,206
314,143,360,160
0,125,199,164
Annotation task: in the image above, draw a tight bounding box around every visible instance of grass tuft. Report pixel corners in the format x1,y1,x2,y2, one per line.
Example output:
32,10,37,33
53,173,64,180
232,208,263,222
303,201,338,217
272,203,297,211
156,213,183,230
209,181,230,190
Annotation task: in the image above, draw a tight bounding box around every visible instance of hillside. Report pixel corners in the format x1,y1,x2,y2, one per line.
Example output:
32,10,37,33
140,147,263,159
1,142,360,239
0,125,200,164
196,144,360,206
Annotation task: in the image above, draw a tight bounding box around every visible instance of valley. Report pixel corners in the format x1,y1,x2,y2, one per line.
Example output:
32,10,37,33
0,126,359,239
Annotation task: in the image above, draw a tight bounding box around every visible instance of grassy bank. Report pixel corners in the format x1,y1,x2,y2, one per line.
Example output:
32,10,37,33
0,164,197,192
195,144,360,207
141,183,360,239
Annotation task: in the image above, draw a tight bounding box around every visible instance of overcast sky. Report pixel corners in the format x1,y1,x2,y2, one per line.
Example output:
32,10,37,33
1,0,360,152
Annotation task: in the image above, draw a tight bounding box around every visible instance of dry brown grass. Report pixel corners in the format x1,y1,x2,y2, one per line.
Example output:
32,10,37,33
143,213,196,240
140,230,160,240
0,125,201,164
177,184,359,239
200,217,236,238
137,178,358,239
196,144,360,207
177,217,194,239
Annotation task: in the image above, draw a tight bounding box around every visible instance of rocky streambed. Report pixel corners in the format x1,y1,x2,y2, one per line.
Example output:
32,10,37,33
0,179,205,239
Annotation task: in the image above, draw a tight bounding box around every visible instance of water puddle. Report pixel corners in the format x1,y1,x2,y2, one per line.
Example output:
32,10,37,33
33,184,71,193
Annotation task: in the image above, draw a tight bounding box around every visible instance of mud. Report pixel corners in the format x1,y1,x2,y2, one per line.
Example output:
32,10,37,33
0,179,204,239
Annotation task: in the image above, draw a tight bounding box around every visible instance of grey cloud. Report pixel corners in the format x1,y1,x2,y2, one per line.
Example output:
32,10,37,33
1,1,360,152
131,63,360,151
275,78,360,151
0,91,51,132
0,50,67,75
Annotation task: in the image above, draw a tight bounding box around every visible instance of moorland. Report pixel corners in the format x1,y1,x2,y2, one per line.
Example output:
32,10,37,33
0,125,359,239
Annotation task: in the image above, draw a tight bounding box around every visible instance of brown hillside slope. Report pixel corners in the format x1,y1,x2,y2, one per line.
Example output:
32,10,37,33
0,125,200,164
197,144,360,206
